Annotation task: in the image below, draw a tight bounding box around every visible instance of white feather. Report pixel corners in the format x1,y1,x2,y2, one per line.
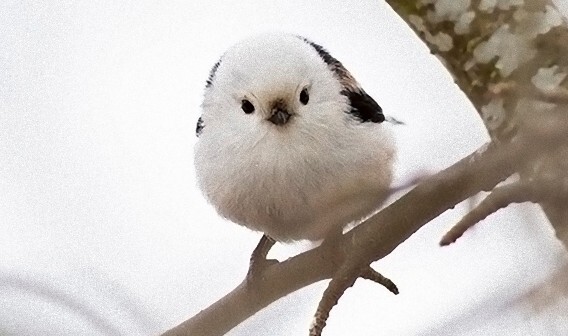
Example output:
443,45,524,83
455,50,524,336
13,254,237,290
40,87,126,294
194,32,396,242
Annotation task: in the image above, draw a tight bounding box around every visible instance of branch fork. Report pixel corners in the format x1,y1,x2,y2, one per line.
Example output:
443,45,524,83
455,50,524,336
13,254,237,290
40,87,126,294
161,138,543,336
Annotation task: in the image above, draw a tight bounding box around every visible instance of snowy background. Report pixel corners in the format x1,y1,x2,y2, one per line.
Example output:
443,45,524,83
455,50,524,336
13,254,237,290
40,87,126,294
1,0,567,335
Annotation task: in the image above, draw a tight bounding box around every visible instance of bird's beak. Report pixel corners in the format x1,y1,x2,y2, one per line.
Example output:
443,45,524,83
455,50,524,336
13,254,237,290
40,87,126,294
268,108,291,125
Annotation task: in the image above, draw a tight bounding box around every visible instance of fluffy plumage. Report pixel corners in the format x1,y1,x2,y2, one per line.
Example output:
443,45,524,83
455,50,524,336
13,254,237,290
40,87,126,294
194,33,395,242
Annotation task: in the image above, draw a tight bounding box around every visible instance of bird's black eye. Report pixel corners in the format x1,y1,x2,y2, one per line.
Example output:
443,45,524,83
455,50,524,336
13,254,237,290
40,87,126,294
241,99,255,114
299,88,309,105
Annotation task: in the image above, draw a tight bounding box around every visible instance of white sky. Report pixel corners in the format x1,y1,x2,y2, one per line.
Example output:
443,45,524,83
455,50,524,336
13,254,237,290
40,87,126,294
1,1,567,335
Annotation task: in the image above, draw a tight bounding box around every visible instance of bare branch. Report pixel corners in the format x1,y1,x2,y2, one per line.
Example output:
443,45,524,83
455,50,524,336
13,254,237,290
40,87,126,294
161,140,523,336
309,264,398,336
309,265,360,336
440,182,534,246
383,0,568,250
360,266,399,295
441,171,568,246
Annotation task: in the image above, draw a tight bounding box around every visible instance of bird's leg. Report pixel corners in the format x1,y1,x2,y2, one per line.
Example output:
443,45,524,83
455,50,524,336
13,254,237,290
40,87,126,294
247,234,278,281
319,227,345,267
250,234,276,263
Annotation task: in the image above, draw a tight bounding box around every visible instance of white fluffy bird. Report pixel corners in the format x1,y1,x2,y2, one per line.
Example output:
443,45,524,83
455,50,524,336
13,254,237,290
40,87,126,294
194,33,396,259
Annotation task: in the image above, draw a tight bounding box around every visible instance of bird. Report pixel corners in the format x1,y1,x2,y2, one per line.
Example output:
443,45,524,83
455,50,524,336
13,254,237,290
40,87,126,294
194,32,397,271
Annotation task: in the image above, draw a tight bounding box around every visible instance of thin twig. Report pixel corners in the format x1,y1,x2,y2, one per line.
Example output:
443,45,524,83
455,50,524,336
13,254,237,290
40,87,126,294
309,265,361,336
440,181,542,246
309,265,398,336
360,266,399,295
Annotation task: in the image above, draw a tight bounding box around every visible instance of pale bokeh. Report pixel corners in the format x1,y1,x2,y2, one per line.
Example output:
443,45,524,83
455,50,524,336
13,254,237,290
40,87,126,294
1,1,566,335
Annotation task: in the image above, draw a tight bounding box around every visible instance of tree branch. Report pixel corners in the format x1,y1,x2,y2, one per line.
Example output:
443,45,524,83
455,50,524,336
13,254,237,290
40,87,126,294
161,140,523,336
309,264,360,336
360,266,399,295
162,1,568,334
441,173,568,246
309,264,398,336
383,0,568,249
440,181,535,246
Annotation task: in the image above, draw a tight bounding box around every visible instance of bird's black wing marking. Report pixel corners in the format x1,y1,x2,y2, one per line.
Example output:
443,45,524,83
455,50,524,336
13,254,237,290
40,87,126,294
205,59,222,88
342,89,385,123
297,36,385,124
300,38,340,70
297,36,349,83
196,117,204,137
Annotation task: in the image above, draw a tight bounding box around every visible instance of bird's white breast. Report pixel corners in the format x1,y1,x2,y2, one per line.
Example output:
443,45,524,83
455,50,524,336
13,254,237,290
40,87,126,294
194,115,395,242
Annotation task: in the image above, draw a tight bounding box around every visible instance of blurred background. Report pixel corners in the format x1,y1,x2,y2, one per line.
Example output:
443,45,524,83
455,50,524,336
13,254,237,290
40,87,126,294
1,1,567,335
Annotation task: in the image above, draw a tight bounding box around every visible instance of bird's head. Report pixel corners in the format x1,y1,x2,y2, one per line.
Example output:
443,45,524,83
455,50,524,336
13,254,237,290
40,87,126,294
200,33,351,141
